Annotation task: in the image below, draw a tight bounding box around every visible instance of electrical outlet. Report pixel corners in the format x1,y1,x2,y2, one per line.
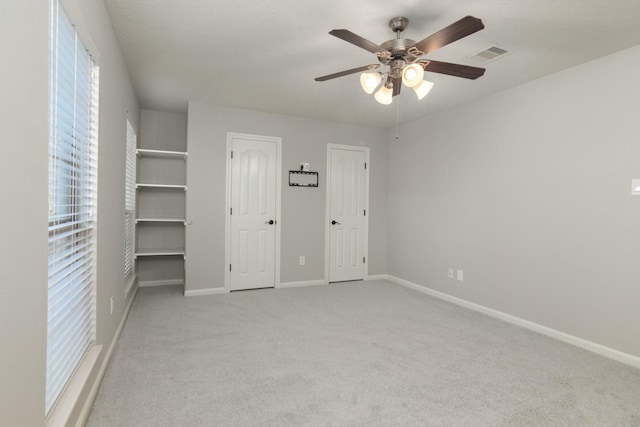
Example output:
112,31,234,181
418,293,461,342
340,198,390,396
448,268,454,279
299,256,305,266
457,270,464,281
110,296,114,314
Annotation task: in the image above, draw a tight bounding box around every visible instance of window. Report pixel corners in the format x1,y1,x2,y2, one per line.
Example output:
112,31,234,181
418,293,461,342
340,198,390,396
124,118,137,282
47,0,99,414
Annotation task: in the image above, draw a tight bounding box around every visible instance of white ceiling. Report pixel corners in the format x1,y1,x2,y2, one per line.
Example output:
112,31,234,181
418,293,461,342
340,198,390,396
103,0,640,128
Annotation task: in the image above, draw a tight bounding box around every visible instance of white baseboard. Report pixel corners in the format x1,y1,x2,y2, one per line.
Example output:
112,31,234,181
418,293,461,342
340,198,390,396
138,279,183,288
366,274,391,281
184,287,229,297
73,285,139,427
387,275,640,369
278,279,326,289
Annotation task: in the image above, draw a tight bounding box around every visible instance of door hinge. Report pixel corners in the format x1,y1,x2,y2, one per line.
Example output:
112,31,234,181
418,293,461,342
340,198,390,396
364,162,367,170
230,207,232,215
364,209,366,216
231,150,233,159
363,257,366,263
229,264,232,272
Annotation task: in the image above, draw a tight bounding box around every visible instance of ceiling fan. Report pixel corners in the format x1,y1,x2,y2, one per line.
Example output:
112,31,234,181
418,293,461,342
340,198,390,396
315,16,486,104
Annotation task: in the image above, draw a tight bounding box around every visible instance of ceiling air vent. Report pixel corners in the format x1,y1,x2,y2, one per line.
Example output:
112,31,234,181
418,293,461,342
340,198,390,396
467,45,511,65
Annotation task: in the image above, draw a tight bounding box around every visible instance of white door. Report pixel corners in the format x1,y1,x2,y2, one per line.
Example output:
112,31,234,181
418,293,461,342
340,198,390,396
328,145,368,282
229,134,279,291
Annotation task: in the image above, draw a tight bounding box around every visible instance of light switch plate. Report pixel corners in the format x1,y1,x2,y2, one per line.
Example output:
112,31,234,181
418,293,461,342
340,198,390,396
632,179,640,196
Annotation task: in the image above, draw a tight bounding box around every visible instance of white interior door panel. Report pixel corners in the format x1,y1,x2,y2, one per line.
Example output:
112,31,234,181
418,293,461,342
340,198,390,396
328,146,368,282
230,136,277,290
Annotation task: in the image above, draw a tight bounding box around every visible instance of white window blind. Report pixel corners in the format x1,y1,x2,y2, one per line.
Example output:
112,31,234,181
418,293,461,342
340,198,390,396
47,0,99,415
124,118,137,279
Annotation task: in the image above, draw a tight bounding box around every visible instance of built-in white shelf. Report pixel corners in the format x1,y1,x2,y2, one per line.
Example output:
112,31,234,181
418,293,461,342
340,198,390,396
136,148,187,160
136,218,186,224
136,183,187,190
135,248,185,258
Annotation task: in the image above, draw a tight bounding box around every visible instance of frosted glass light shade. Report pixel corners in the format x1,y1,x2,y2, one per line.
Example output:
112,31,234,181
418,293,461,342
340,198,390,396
374,85,393,105
402,63,425,88
413,80,434,100
360,72,382,94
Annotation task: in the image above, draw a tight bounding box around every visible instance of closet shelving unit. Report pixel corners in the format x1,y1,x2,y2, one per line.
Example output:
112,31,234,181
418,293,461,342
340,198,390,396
135,148,188,261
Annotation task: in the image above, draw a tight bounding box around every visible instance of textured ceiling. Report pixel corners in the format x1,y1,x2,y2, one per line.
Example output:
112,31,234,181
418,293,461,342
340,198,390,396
103,0,640,127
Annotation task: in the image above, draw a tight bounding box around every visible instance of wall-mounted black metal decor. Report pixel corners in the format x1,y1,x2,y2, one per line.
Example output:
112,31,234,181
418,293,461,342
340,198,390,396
289,170,319,187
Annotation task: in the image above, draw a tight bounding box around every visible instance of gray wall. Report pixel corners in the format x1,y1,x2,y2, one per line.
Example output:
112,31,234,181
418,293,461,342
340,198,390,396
186,102,388,291
0,0,140,424
0,1,48,425
140,109,188,151
387,45,640,357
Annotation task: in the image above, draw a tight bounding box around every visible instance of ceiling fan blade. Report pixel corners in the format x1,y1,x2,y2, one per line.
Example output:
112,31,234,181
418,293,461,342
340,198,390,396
412,16,484,55
422,60,485,80
392,77,402,96
315,64,380,82
329,29,386,54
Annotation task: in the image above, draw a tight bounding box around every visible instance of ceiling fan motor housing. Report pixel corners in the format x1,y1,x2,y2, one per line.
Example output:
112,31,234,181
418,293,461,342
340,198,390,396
380,38,417,60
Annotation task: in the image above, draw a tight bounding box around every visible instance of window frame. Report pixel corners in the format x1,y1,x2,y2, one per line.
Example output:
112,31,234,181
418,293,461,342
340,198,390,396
46,0,100,415
124,117,137,286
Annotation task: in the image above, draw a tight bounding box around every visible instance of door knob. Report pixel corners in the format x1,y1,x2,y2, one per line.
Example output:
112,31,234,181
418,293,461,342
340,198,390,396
331,220,341,225
266,219,275,225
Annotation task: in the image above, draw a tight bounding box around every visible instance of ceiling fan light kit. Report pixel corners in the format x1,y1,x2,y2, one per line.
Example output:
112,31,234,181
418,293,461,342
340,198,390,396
413,79,434,100
401,63,424,88
360,72,382,94
374,83,393,105
315,15,486,105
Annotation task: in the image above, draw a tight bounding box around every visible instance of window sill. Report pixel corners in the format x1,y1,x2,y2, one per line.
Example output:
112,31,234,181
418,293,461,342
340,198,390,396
45,345,102,427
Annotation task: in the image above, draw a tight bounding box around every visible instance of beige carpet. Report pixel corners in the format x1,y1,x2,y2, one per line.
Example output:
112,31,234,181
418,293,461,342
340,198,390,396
86,280,640,426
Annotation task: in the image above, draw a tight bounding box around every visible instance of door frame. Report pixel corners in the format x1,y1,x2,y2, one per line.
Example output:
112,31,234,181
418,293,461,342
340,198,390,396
225,132,282,291
324,143,370,283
